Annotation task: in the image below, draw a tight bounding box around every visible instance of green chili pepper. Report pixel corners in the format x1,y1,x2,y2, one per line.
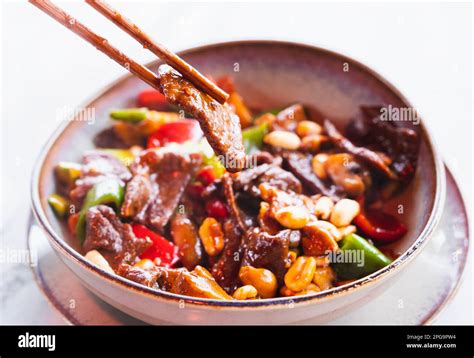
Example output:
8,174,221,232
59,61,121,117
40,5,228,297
55,162,82,186
76,179,125,243
48,194,69,217
110,108,148,123
242,123,268,155
332,233,393,280
100,149,135,166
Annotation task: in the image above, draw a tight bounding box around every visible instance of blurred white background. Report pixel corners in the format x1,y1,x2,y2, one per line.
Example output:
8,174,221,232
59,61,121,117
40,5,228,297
1,0,472,324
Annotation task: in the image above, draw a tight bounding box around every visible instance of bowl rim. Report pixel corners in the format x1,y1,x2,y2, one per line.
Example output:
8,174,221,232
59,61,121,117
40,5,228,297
31,39,446,309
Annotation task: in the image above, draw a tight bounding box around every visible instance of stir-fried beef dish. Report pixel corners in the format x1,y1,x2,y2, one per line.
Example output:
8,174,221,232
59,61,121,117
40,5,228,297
49,74,419,300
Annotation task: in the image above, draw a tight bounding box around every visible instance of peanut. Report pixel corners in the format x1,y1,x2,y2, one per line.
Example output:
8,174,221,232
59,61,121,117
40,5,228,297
338,225,357,238
295,283,321,296
198,217,225,256
313,196,334,220
312,220,342,241
259,201,270,217
296,120,322,137
330,199,360,227
233,285,258,300
288,250,298,264
315,255,330,268
280,285,296,297
264,130,301,150
311,153,329,179
300,134,327,152
275,205,310,229
313,266,335,291
284,256,317,292
239,266,277,299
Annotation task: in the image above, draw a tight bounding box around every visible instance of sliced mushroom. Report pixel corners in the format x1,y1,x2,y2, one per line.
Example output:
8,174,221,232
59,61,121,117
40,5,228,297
324,119,397,180
324,153,368,198
170,212,203,270
170,267,233,300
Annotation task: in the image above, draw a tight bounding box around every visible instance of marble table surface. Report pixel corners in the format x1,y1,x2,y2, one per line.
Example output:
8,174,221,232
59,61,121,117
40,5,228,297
1,1,472,325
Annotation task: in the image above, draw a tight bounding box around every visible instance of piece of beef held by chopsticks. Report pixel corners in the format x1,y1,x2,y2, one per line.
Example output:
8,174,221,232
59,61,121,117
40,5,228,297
157,64,246,173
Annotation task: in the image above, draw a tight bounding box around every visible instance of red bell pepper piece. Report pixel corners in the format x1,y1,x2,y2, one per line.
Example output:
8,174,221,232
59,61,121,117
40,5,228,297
353,209,407,244
197,166,217,186
205,199,228,220
137,89,169,111
187,167,217,200
187,181,205,199
147,120,202,148
132,224,179,268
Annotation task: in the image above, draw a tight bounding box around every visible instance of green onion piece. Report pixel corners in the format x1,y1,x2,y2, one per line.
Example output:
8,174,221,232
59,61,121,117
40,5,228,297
110,108,148,123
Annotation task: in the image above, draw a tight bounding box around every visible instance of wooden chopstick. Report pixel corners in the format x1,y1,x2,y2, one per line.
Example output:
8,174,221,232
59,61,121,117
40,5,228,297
29,0,160,91
30,0,229,104
85,0,229,104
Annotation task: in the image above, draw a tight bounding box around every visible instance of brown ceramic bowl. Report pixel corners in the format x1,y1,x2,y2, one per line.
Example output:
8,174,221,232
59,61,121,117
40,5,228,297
31,41,445,324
